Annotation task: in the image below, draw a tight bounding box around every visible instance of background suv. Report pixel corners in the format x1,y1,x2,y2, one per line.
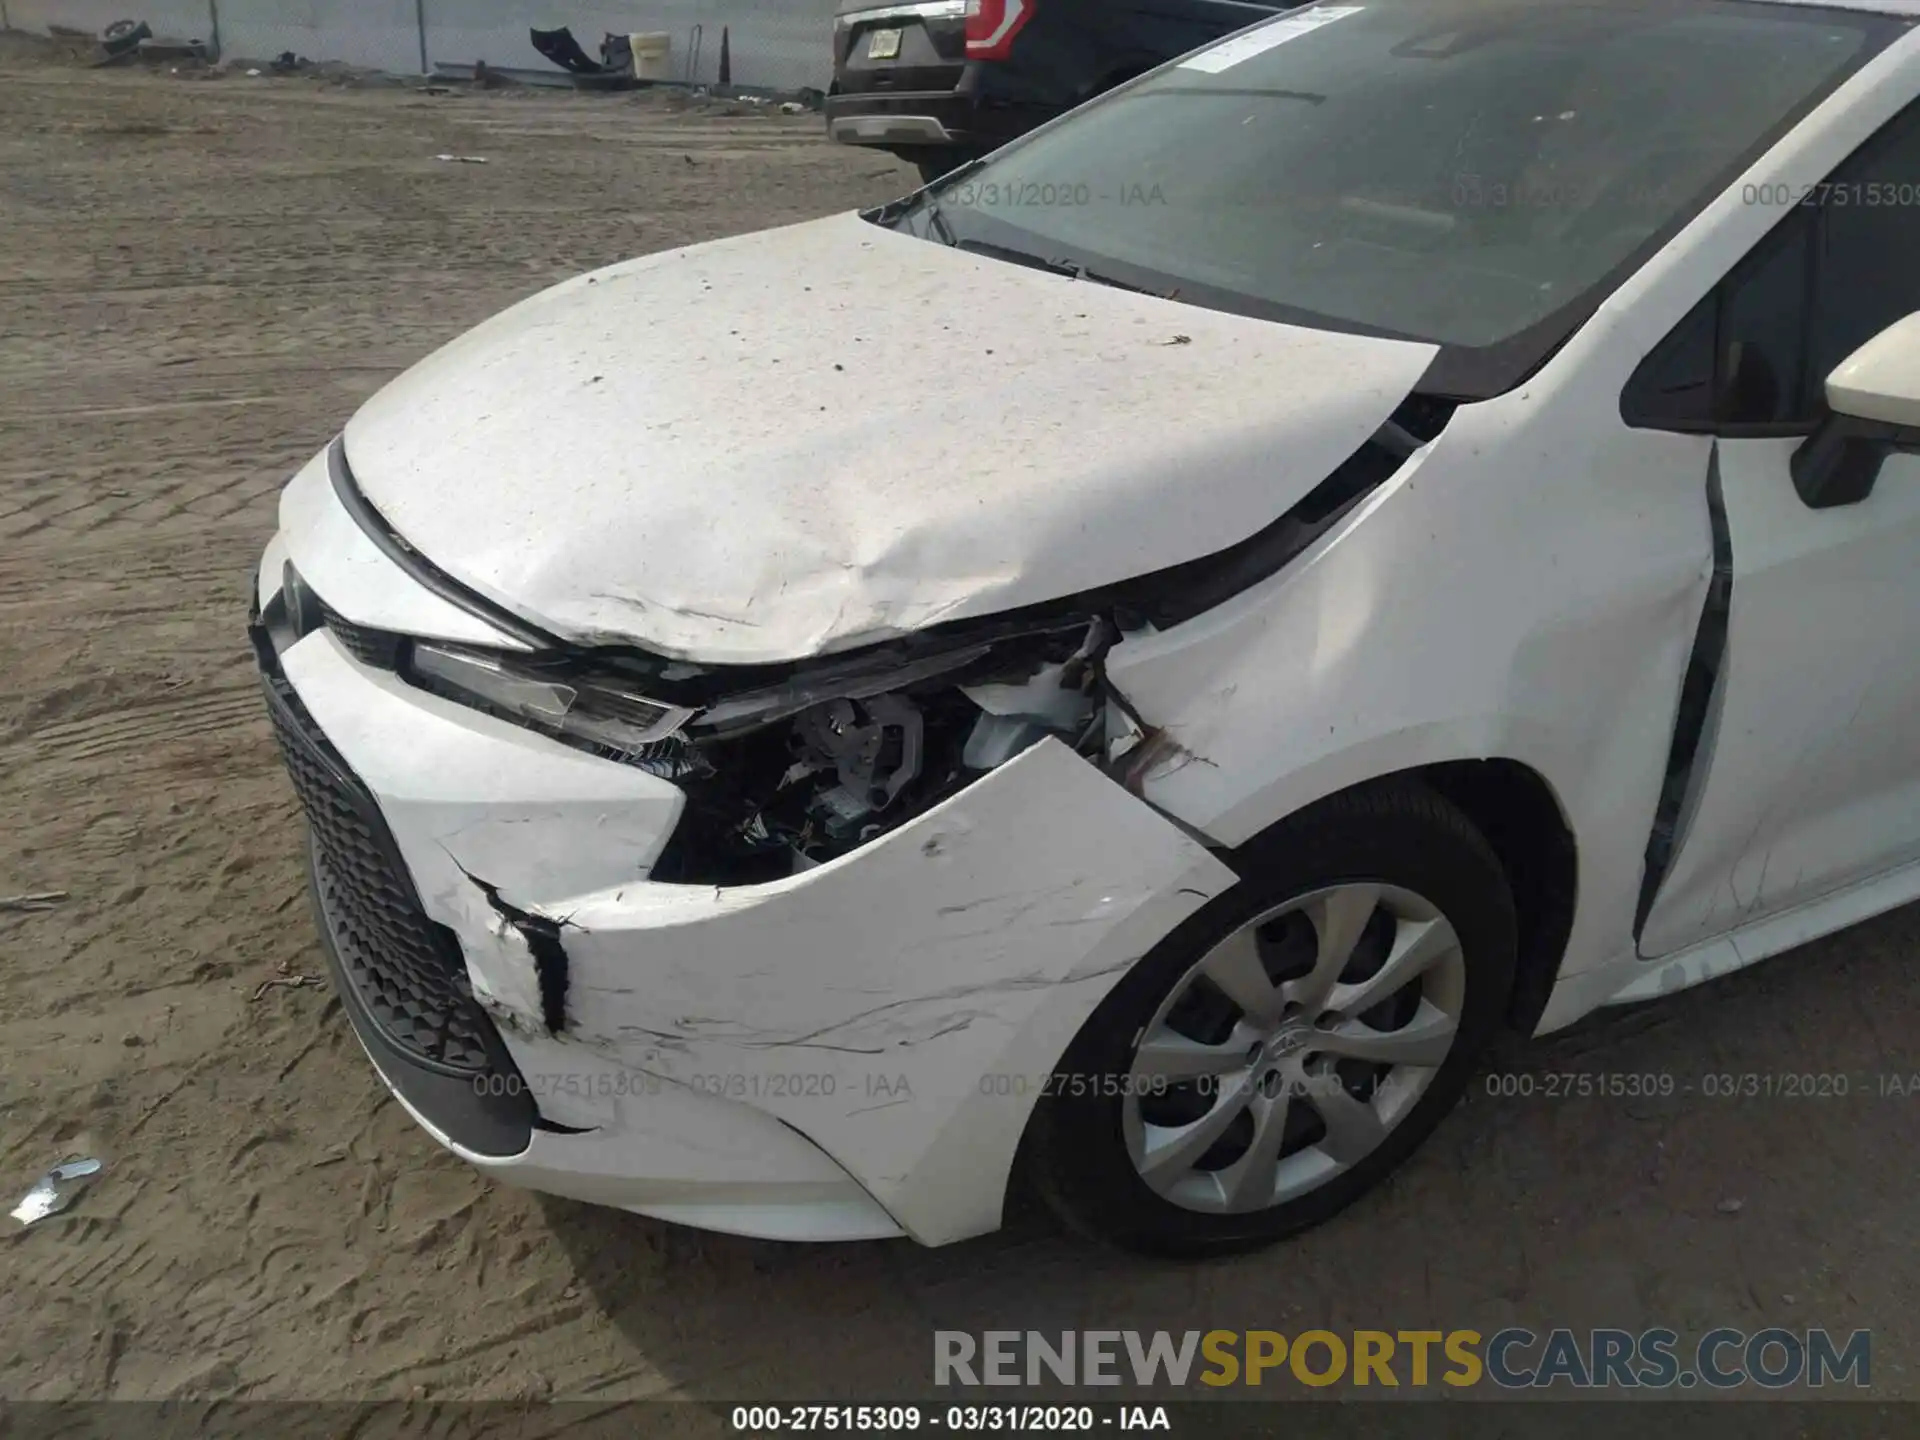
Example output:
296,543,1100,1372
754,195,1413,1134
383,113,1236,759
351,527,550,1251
826,0,1281,180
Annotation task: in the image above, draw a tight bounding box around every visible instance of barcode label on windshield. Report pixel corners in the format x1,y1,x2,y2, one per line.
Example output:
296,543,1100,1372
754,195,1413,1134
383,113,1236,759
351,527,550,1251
1180,5,1364,73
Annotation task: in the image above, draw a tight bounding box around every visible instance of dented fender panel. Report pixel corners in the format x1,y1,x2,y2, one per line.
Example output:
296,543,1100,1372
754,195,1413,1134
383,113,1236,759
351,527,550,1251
1104,320,1718,994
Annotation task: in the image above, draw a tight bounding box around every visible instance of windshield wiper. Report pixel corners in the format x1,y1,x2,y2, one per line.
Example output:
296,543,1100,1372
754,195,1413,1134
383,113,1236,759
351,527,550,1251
903,165,1177,298
915,154,993,247
923,194,959,247
958,242,1177,299
869,154,990,240
1045,256,1173,297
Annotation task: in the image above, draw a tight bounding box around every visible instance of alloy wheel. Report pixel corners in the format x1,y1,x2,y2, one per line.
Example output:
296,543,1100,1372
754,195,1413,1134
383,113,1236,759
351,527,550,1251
1121,882,1466,1215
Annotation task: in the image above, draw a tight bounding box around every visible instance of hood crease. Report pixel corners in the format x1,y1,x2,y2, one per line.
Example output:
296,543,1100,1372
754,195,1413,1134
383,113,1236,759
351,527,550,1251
344,212,1438,664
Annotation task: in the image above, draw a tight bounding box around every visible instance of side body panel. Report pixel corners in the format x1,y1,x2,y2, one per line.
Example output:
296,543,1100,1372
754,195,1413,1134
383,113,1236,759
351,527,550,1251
1116,41,1920,1022
1637,441,1920,954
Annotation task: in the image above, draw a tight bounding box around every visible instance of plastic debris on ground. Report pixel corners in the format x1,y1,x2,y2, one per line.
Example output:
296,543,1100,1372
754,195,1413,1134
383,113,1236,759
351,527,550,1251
0,890,67,913
11,1159,103,1227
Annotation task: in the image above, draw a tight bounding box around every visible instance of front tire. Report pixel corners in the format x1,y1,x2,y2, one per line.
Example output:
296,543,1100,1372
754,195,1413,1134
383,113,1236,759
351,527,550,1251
1024,780,1517,1257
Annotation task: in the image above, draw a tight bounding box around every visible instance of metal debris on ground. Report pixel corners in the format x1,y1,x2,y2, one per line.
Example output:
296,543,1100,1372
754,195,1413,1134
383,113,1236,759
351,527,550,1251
251,961,325,1000
529,26,609,77
434,154,488,164
0,890,68,913
431,60,559,88
138,37,209,64
11,1159,103,1227
527,27,668,92
97,19,151,62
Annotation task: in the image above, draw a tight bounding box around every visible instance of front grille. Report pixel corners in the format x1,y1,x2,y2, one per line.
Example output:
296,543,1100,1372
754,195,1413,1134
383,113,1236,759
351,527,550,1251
319,603,402,670
261,675,494,1073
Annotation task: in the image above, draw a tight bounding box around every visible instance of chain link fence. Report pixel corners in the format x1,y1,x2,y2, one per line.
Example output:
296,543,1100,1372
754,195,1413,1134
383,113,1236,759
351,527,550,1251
4,0,837,89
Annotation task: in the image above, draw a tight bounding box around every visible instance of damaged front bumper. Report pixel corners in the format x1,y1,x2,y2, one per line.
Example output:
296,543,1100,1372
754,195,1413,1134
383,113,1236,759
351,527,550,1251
253,544,1235,1246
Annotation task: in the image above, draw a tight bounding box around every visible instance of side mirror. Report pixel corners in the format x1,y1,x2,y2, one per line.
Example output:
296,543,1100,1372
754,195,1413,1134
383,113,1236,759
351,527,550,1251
1792,312,1920,509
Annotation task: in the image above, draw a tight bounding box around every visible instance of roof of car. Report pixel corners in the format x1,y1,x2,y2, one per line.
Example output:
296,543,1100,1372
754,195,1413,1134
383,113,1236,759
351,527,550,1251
1750,0,1920,14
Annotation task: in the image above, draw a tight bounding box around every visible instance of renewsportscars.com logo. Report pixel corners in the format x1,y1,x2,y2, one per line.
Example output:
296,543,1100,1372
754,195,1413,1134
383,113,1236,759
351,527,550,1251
933,1328,1871,1390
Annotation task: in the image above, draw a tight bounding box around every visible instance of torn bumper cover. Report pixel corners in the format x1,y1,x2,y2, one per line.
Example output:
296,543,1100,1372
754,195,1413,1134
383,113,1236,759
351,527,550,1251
252,562,1234,1246
254,637,538,1160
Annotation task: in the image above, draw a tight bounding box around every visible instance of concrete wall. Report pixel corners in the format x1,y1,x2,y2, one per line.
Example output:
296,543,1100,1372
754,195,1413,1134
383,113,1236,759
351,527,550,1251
208,0,427,74
5,0,839,89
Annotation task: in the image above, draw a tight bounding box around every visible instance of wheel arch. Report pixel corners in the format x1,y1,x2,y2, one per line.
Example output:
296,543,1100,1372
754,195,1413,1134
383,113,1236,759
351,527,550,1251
1414,759,1578,1038
999,748,1580,1232
1222,758,1578,1040
1013,762,1555,1252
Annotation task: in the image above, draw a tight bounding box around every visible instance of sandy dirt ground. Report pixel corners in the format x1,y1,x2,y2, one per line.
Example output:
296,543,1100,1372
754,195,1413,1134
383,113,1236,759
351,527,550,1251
1,30,1917,1415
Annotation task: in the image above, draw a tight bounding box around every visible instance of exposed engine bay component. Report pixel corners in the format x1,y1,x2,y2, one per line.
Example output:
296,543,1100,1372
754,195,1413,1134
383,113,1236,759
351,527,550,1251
649,639,1101,883
960,661,1101,771
793,693,926,835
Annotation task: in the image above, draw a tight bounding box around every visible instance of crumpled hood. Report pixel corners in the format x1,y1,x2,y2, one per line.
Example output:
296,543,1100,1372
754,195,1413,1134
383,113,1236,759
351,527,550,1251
344,211,1437,664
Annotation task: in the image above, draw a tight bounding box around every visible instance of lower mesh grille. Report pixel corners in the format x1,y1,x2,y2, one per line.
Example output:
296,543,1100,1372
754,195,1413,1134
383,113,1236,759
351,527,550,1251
261,675,494,1074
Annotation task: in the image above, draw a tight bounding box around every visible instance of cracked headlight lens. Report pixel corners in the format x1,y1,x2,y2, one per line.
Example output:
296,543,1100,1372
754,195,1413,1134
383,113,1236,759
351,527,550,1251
408,643,694,752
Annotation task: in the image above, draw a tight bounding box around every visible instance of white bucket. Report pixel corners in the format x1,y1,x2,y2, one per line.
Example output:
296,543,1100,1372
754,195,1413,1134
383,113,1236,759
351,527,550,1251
629,32,673,81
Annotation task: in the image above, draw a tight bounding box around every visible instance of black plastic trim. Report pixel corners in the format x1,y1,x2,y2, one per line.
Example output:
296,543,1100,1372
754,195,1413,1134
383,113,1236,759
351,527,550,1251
255,667,484,1076
1634,443,1732,942
305,840,536,1158
327,437,559,651
251,591,543,1153
1790,414,1917,509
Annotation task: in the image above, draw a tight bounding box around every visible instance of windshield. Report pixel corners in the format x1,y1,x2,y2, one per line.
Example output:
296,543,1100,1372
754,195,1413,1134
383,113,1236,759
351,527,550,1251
899,0,1901,396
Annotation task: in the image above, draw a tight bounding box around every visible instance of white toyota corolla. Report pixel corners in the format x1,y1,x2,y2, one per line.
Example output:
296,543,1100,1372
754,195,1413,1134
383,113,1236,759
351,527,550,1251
254,0,1920,1255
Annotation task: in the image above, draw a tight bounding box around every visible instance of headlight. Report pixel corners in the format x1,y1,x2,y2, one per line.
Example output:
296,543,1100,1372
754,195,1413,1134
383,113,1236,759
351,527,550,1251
408,635,1002,750
406,617,1115,883
408,643,696,755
